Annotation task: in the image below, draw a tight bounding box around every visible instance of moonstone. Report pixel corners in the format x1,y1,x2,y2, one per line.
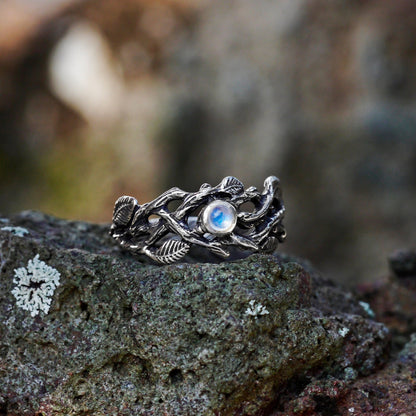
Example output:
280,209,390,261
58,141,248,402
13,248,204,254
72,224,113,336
202,200,237,235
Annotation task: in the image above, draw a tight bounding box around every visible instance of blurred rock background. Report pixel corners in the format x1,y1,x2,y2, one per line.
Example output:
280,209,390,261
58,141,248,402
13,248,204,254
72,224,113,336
1,0,415,284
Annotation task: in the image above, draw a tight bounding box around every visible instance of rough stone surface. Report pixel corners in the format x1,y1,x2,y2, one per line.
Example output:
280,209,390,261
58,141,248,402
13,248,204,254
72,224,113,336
272,249,416,416
336,334,416,416
389,249,416,278
357,249,416,353
0,211,395,415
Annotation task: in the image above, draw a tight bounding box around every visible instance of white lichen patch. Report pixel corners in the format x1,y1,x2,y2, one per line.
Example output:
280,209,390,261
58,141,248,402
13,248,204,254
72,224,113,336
11,254,61,317
197,348,215,362
0,218,9,224
338,327,350,337
1,226,29,237
245,300,269,317
359,301,375,318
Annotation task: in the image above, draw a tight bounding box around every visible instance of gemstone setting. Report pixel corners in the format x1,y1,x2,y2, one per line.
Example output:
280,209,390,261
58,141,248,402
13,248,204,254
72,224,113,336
201,200,237,236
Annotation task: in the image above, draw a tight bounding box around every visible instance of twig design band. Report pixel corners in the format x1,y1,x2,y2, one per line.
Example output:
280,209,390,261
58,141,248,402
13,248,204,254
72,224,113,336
110,176,286,264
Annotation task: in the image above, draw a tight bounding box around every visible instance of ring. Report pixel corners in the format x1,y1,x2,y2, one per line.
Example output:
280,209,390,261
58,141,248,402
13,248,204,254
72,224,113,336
110,176,286,264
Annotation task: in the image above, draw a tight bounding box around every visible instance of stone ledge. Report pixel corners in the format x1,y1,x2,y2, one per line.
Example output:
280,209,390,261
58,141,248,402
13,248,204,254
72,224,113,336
0,211,397,415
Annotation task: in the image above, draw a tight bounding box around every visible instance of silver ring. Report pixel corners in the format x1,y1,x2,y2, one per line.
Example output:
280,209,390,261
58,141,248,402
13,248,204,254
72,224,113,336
110,176,286,264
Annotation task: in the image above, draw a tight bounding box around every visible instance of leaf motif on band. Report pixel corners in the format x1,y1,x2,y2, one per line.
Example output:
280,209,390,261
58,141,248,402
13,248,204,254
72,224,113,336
154,240,190,264
113,196,137,226
220,176,244,194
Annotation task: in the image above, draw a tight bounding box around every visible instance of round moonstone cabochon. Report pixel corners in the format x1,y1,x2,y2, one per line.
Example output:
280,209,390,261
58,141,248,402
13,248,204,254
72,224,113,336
202,200,237,235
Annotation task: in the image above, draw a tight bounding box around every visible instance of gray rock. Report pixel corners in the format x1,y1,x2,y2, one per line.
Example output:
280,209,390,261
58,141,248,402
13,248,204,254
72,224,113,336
389,249,416,278
0,211,389,415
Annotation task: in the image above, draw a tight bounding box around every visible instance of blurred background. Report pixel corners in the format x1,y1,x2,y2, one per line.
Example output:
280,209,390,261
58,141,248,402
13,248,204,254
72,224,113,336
1,0,415,284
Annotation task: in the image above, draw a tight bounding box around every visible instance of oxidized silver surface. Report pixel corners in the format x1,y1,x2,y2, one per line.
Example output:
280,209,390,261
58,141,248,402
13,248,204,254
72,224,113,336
110,176,286,264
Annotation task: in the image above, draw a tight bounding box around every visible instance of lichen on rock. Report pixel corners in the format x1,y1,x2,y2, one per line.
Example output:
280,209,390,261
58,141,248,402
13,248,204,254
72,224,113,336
11,254,61,317
0,211,392,415
1,226,29,237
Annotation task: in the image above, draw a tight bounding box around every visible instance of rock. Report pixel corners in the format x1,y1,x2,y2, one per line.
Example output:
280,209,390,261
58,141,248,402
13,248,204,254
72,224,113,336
276,326,416,416
389,249,416,278
0,211,390,415
271,330,416,416
271,248,416,416
336,333,416,416
357,250,416,352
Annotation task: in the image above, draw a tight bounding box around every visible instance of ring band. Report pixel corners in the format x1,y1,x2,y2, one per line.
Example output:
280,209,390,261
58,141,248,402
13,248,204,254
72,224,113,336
110,176,286,264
